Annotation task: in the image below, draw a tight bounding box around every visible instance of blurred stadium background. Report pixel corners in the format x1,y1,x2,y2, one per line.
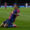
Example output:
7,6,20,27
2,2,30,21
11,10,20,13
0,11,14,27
0,0,30,7
0,0,30,30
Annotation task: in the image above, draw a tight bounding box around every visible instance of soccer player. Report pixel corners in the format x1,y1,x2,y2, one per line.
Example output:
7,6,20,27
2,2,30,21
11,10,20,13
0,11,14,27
0,5,20,28
4,2,7,8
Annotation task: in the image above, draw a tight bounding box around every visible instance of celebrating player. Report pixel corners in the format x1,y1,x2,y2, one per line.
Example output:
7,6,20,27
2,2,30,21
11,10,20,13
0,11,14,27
0,4,20,28
4,2,7,8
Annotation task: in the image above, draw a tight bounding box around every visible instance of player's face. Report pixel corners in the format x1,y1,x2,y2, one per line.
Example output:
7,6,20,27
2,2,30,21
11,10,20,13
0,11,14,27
14,7,18,9
14,4,18,9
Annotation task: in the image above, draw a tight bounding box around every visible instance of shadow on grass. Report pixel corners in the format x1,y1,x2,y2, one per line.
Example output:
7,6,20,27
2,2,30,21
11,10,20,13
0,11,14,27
0,26,23,29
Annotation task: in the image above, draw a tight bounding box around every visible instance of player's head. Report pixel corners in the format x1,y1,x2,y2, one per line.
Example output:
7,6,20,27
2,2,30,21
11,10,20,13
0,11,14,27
13,3,20,13
14,3,19,9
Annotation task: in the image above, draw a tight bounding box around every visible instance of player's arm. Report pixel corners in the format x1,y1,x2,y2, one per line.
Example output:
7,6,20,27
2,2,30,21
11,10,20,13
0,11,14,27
9,11,13,19
16,9,20,16
9,13,12,19
14,13,20,16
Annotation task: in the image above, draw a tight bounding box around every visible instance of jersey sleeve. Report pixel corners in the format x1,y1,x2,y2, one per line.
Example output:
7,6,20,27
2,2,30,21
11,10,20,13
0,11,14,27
17,9,20,13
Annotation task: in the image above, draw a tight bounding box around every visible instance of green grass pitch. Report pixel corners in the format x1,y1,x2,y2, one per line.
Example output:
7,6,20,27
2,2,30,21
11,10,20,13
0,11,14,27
0,7,30,30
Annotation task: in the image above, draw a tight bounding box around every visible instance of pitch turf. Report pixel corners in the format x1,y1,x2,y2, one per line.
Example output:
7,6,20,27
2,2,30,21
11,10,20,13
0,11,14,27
0,7,30,30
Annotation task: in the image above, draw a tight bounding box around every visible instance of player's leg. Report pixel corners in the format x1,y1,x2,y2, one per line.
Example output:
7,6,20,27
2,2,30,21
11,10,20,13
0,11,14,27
0,22,4,27
13,24,16,27
3,19,10,27
8,23,16,28
0,19,9,27
3,19,11,27
4,23,8,27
